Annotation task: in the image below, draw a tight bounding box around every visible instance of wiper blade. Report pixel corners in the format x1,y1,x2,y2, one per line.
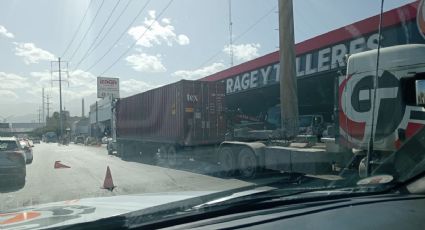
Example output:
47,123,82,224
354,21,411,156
191,185,351,211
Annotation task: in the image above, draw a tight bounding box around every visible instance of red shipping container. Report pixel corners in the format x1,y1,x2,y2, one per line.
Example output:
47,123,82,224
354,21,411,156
116,80,226,146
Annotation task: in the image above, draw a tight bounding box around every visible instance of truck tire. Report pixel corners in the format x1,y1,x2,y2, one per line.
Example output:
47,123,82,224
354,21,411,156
121,143,130,160
158,145,168,167
358,157,368,178
116,143,123,157
16,167,26,188
238,147,258,178
167,146,178,167
219,147,236,176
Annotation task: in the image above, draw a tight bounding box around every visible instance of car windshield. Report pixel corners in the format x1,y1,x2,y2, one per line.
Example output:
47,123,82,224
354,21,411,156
0,141,18,151
1,0,425,228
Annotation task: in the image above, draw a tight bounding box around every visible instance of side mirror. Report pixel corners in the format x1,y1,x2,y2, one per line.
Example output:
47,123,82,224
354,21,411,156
398,128,406,142
415,79,425,106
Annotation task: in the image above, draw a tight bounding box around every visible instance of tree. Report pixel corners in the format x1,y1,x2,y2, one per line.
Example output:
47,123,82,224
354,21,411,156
31,111,71,137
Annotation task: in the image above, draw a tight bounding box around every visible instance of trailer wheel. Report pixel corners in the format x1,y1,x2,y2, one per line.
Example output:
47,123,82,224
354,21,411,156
358,157,368,178
158,145,168,166
167,146,178,167
219,147,236,176
238,147,258,179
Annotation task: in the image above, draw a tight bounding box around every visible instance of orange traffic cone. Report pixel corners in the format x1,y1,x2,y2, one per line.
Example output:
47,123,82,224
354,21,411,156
54,161,70,169
102,166,115,191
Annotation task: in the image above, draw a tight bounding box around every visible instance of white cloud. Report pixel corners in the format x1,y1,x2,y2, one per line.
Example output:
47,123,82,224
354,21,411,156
125,52,166,73
30,69,97,100
223,43,261,62
128,10,190,47
0,72,31,89
68,69,97,90
176,34,190,45
172,62,226,80
14,42,55,64
0,90,18,99
121,79,156,96
0,25,14,38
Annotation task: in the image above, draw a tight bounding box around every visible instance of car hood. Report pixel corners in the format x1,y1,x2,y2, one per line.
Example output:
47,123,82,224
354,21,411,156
0,187,271,229
0,191,214,229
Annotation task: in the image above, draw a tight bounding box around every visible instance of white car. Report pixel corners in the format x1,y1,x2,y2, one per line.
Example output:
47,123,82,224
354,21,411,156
19,140,33,164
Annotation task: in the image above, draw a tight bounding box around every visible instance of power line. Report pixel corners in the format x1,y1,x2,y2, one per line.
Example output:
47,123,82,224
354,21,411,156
68,0,106,63
73,0,123,70
83,0,152,73
62,0,93,58
73,0,133,72
198,5,277,69
99,0,174,76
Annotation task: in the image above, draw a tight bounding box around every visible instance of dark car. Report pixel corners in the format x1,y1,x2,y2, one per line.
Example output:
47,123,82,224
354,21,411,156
43,132,58,143
0,137,26,187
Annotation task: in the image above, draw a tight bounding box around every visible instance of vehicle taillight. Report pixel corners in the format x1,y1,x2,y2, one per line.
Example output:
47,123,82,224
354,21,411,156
7,151,24,162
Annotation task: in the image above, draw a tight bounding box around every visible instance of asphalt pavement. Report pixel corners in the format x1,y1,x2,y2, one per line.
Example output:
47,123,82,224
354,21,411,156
0,143,253,211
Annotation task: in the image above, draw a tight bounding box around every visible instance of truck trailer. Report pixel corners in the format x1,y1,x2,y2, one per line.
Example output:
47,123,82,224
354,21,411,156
115,80,226,165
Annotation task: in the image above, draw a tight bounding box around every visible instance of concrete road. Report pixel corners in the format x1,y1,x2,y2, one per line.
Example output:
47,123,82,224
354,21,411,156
0,143,252,211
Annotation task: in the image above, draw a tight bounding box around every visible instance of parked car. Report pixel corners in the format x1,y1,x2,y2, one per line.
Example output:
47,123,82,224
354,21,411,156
19,139,33,164
74,135,85,144
43,132,58,143
0,137,26,187
101,136,109,144
85,136,97,146
32,138,41,144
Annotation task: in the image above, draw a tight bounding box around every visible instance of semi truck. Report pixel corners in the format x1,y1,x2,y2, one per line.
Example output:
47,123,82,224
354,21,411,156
113,44,425,178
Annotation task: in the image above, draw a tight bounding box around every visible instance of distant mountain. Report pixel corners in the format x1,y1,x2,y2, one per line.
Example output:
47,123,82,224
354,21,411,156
8,113,40,123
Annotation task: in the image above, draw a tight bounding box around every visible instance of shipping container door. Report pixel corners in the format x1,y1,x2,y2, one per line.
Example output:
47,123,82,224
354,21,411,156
199,82,226,144
182,81,198,145
213,82,226,141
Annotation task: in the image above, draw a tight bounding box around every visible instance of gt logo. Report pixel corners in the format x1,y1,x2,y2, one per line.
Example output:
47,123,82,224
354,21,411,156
339,71,403,143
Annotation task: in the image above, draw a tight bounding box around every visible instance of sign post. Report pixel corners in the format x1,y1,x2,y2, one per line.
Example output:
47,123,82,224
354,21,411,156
97,77,120,143
97,77,120,99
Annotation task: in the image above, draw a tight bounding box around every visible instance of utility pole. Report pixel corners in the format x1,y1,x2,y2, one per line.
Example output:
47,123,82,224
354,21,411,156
37,108,41,124
96,100,99,142
278,0,298,138
45,94,51,120
228,0,234,67
42,88,45,124
82,98,85,117
51,58,69,139
59,58,63,138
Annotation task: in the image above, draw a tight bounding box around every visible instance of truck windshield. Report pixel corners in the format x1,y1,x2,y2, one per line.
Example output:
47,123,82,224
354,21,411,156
298,116,313,128
0,141,18,151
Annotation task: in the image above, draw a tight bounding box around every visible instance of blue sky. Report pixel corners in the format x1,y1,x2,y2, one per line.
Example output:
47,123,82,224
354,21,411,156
0,0,415,121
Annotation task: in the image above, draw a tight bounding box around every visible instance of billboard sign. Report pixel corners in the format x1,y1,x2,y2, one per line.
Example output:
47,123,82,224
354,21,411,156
97,77,119,98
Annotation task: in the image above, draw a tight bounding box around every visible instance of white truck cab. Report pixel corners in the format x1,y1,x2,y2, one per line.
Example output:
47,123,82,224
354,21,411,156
339,44,425,152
